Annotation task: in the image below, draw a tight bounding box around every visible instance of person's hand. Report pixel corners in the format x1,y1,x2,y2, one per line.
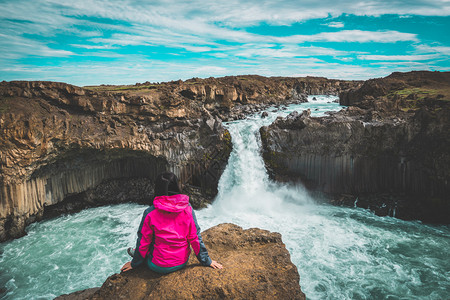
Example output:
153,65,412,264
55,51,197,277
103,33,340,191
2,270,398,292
121,261,133,272
209,260,223,269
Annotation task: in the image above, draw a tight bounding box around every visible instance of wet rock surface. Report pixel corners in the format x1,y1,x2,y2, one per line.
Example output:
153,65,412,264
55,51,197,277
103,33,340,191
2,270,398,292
261,71,450,223
56,223,305,300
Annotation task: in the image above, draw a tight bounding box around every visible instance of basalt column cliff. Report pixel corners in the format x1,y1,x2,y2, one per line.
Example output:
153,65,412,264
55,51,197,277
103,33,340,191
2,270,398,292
261,71,450,222
0,76,357,241
0,81,233,242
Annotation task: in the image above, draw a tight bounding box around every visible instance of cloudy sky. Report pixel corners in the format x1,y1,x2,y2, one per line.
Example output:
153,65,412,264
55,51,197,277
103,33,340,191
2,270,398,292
1,0,449,86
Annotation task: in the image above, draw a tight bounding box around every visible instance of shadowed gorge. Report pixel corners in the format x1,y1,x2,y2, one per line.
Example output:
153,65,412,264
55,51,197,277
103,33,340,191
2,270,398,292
0,76,358,242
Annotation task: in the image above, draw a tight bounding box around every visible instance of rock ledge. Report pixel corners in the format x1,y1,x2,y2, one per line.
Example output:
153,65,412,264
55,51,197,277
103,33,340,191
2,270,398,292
57,223,305,300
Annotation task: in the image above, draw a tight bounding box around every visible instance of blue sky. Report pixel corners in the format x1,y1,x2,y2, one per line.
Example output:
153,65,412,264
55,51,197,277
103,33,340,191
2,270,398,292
0,0,449,86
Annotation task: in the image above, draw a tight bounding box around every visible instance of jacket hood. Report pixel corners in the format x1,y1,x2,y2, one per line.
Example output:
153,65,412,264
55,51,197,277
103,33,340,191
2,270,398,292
153,194,190,212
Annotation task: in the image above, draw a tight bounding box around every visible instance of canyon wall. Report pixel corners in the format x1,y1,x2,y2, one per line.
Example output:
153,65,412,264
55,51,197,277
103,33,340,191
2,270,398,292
0,81,232,241
0,76,358,241
261,71,450,222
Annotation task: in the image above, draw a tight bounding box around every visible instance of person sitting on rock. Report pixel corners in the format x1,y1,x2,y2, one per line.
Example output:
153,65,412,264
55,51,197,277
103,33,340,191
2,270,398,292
121,171,223,274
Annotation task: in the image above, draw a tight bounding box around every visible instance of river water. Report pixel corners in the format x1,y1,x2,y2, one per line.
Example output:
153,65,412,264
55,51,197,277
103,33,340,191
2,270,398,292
1,96,449,299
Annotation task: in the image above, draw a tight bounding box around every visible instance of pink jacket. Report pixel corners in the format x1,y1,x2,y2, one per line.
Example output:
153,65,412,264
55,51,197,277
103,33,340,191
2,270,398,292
138,194,204,268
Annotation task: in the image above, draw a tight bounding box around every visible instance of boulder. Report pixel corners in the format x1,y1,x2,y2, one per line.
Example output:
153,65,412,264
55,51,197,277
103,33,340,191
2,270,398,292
56,223,305,300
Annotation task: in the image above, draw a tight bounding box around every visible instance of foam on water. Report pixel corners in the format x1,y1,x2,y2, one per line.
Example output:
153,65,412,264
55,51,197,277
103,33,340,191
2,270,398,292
1,96,449,300
0,204,146,300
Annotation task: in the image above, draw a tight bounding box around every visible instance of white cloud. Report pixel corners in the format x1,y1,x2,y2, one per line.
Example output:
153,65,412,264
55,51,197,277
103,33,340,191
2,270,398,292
0,33,74,58
70,44,119,49
366,61,448,72
182,45,214,53
194,66,227,74
275,30,418,43
37,0,449,27
1,0,449,84
358,54,439,61
232,45,360,59
326,22,345,28
1,0,446,40
0,0,431,62
414,44,450,55
235,47,299,58
336,57,354,62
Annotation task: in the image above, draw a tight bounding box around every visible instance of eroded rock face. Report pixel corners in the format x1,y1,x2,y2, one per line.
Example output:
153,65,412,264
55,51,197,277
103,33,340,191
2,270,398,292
261,71,450,223
56,223,305,300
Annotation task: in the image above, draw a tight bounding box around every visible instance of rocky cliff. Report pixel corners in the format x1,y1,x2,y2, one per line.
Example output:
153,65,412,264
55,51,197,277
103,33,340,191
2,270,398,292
0,81,232,242
261,71,450,222
0,76,357,242
56,223,305,300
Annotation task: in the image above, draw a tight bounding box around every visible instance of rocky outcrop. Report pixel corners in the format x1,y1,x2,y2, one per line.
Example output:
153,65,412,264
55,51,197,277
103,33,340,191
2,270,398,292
0,76,357,242
261,71,450,223
339,71,450,107
56,223,305,300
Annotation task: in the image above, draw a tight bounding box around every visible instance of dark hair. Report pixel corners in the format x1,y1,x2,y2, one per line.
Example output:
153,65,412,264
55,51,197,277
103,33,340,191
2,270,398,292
154,172,182,197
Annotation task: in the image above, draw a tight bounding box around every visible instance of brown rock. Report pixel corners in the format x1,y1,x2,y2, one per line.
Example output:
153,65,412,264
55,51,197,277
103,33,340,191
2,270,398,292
55,288,100,300
58,223,305,300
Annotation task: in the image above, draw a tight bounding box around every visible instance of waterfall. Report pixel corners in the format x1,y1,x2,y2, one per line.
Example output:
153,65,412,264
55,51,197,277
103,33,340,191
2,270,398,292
201,96,338,222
